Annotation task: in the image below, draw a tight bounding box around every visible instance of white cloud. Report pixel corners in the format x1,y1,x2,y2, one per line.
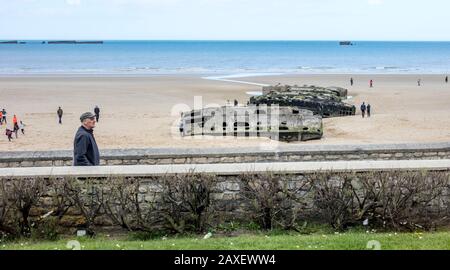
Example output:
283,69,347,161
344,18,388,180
66,0,81,5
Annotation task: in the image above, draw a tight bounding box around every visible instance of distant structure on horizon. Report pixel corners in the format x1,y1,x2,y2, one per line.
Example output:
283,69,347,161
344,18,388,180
46,40,103,44
1,40,103,45
339,41,353,46
0,40,19,44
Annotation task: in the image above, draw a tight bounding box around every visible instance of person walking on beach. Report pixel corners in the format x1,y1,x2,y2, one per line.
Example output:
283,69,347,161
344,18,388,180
5,128,13,142
350,78,354,86
417,79,421,86
94,106,100,122
179,121,184,136
360,102,366,118
19,120,26,135
1,109,7,124
367,103,371,117
13,124,19,138
446,76,448,83
234,99,238,106
12,115,19,138
369,80,373,88
0,110,3,125
57,107,63,124
73,112,100,166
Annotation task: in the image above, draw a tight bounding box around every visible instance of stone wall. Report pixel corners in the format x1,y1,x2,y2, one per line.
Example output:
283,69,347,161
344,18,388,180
1,142,450,168
1,165,449,231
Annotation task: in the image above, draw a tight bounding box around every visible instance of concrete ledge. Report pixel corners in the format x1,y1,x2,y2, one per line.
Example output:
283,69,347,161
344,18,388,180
1,142,450,161
2,142,450,167
1,159,449,178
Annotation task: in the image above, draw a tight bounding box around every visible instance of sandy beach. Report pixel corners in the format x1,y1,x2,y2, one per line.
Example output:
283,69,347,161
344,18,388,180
1,74,449,151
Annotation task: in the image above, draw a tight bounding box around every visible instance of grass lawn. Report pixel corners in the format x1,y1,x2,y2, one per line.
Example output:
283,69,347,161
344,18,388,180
1,231,449,250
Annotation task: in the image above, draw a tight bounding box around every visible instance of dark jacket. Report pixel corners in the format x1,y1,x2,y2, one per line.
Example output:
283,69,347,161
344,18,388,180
73,126,100,166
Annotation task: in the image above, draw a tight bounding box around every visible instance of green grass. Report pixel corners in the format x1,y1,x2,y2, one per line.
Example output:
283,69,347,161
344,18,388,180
1,231,449,250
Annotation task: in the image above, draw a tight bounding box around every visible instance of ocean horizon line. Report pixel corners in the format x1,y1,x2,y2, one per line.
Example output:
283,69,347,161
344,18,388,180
0,72,448,78
2,41,449,76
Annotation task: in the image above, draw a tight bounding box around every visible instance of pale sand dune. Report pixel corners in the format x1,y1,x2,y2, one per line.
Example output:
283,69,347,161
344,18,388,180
0,74,449,151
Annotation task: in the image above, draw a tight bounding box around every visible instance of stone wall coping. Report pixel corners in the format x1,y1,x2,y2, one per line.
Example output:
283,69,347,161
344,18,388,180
1,159,449,178
1,142,450,162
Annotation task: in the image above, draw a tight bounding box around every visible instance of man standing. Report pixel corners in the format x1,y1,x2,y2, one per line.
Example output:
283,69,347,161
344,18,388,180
369,80,373,88
446,76,448,83
360,102,366,118
350,78,354,86
367,103,371,117
94,105,100,122
73,112,100,166
57,107,63,124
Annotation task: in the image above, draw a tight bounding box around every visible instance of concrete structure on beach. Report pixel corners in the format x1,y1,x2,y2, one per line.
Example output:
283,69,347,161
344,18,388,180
179,105,323,142
252,84,355,117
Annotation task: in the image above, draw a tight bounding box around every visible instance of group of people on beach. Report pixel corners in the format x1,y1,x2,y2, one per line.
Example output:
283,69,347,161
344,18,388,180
360,102,371,118
350,76,449,87
2,105,101,142
350,76,450,118
1,108,26,142
349,78,374,87
415,76,449,86
56,105,100,124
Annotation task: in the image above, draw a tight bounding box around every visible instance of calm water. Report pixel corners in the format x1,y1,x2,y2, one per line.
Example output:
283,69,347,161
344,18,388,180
1,41,449,75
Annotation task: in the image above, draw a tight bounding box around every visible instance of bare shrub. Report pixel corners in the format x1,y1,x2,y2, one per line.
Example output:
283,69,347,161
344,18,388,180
309,170,450,231
159,173,215,233
9,177,47,237
45,177,75,221
363,170,449,231
239,172,309,230
65,177,106,236
308,171,358,230
104,176,160,231
0,179,17,238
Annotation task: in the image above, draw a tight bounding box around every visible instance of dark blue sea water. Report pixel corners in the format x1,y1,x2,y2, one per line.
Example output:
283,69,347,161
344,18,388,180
1,41,449,75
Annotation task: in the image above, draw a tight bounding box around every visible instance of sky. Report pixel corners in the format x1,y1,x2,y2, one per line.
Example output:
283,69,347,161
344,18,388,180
0,0,449,41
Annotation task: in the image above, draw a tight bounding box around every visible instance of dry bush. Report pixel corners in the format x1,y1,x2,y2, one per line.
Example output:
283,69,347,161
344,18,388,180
9,177,47,237
308,171,358,230
159,173,215,233
46,177,74,220
239,172,309,230
308,170,450,231
362,171,449,230
0,179,16,238
104,176,161,231
64,177,106,236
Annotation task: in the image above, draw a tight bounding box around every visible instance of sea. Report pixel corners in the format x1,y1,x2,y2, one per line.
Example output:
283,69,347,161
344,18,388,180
1,41,449,76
